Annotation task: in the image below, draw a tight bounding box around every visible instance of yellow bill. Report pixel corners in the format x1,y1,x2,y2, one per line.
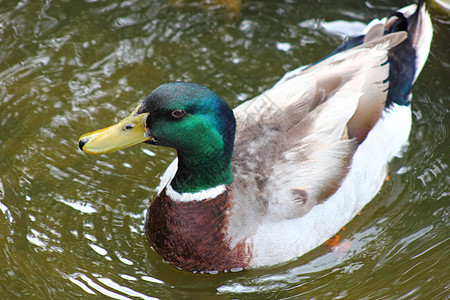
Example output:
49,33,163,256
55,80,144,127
78,105,150,155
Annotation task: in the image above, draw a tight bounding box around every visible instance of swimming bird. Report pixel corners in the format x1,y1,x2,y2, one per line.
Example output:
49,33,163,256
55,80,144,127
79,2,432,273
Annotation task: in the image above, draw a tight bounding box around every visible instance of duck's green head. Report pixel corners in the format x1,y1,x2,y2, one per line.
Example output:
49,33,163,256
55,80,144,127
79,82,236,193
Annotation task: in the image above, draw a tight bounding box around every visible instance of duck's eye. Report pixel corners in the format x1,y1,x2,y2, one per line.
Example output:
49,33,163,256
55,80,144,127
171,109,186,119
123,124,134,131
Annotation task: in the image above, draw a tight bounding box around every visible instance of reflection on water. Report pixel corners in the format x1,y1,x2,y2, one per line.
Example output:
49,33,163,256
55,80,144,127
0,0,448,298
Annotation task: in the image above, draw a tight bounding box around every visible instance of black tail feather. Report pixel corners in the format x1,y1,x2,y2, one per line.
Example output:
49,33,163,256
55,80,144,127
327,1,428,107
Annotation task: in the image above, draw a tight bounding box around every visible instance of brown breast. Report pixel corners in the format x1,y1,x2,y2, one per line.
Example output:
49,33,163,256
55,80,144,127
145,185,252,273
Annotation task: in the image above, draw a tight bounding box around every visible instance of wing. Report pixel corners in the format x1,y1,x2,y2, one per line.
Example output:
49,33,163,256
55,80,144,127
230,30,407,222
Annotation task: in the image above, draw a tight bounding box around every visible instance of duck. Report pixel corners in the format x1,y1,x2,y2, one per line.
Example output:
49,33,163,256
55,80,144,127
78,2,432,273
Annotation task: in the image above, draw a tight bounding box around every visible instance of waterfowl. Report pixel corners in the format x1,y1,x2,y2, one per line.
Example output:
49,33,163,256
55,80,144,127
79,2,432,273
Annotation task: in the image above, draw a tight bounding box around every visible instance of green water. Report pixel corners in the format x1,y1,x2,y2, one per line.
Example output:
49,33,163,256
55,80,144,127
0,0,448,298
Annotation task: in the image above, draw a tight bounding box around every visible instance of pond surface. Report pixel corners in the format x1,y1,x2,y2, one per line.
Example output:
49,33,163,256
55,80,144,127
0,0,448,298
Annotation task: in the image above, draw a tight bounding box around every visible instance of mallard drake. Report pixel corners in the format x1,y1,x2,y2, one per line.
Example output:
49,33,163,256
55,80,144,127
79,2,432,273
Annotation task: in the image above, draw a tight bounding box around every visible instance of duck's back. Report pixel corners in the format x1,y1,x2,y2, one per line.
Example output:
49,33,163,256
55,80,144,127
226,3,432,267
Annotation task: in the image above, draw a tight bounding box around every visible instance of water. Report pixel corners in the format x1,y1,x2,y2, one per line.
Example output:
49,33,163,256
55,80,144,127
0,0,448,298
